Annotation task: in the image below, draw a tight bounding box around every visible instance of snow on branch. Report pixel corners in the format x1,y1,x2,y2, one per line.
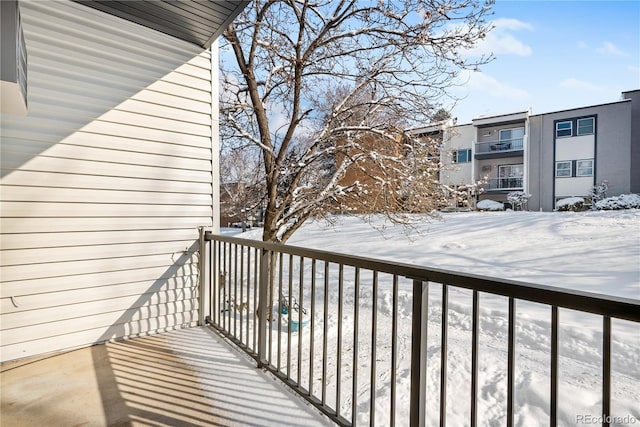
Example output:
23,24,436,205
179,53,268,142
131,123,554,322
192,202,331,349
221,0,494,242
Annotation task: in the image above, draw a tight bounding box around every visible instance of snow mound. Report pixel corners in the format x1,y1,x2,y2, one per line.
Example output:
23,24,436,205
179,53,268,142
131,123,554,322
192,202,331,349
595,193,640,210
556,197,585,211
477,199,504,211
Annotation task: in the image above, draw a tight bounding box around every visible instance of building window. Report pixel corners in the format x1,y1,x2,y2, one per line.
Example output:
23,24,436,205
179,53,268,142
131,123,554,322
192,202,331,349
453,149,471,163
498,127,525,150
576,159,593,176
556,121,572,138
498,164,524,189
556,161,572,177
577,118,594,135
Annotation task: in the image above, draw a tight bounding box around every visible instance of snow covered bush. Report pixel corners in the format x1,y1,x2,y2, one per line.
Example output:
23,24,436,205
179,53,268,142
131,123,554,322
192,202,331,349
477,199,504,211
594,193,640,210
556,197,585,212
588,180,609,208
507,191,531,211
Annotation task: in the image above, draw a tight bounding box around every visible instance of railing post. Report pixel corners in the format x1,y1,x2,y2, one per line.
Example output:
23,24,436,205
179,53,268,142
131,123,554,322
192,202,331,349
602,316,611,427
410,279,428,427
257,248,270,368
198,226,209,326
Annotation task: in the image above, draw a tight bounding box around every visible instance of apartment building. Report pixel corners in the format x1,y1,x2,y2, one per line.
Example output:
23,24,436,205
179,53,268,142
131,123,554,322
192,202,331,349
435,90,639,211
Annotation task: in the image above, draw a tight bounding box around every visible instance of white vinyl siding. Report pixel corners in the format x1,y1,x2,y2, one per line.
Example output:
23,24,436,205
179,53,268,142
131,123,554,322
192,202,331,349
0,1,214,362
555,135,595,161
555,177,594,197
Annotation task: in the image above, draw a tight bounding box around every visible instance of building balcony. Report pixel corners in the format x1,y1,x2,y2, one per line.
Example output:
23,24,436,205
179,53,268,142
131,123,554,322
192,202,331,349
1,327,331,426
484,177,524,191
475,137,524,159
3,234,638,427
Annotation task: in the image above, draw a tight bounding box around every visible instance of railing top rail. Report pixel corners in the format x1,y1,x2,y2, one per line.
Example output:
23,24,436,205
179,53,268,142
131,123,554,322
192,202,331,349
476,137,524,145
205,232,640,322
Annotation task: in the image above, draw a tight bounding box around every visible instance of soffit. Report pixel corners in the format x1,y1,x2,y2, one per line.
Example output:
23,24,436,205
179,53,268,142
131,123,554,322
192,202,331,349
73,0,249,48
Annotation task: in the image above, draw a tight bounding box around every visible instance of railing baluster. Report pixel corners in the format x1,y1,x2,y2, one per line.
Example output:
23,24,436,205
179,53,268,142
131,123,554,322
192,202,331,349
257,248,269,368
245,247,251,346
234,244,238,337
471,290,479,427
390,275,398,427
230,244,234,333
219,242,224,329
550,306,558,427
370,271,378,427
212,240,218,325
336,264,344,418
322,261,330,407
265,252,282,365
209,240,213,324
277,253,284,370
352,267,360,425
239,245,244,344
507,297,515,427
440,284,448,427
253,247,258,352
309,258,316,397
287,255,294,380
298,256,304,387
223,242,228,332
602,316,611,427
410,279,428,427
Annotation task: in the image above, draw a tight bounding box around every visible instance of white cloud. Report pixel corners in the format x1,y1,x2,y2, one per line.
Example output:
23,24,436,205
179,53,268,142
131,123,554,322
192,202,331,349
463,18,533,58
577,41,588,49
628,65,640,74
492,18,533,32
465,71,530,100
596,42,629,57
559,78,606,93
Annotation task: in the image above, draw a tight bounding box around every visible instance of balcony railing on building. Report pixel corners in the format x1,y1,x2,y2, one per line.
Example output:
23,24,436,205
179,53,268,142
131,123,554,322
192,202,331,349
475,137,524,158
484,177,523,191
199,231,639,427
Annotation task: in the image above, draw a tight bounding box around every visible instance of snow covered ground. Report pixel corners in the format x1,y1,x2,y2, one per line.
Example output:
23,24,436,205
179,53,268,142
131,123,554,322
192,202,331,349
221,210,639,426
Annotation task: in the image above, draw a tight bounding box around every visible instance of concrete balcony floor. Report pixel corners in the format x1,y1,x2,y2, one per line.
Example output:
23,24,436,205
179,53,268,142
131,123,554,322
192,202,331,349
1,327,332,427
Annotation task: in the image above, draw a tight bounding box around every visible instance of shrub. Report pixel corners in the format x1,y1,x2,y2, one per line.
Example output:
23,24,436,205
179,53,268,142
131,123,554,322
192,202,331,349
588,180,609,208
556,197,585,212
507,191,532,211
594,194,640,210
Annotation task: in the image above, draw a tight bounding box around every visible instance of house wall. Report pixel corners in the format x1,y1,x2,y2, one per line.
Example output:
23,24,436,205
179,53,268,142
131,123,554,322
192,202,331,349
623,90,640,193
476,157,525,183
594,105,632,196
0,1,215,362
440,124,474,186
476,123,525,144
530,100,632,210
528,115,554,211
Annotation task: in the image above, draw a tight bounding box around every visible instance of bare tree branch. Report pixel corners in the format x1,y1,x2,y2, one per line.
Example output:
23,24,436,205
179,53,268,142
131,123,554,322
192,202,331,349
221,0,494,243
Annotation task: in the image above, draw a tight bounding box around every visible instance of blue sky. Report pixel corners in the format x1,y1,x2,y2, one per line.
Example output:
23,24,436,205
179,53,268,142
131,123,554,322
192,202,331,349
449,0,640,123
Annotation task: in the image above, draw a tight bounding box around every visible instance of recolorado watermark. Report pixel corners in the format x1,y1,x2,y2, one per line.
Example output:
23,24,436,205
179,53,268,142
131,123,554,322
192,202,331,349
576,414,638,425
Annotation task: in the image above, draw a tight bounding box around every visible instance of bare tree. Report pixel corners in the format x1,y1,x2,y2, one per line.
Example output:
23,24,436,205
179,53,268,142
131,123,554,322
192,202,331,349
221,0,493,243
220,147,265,230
